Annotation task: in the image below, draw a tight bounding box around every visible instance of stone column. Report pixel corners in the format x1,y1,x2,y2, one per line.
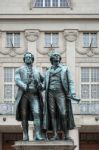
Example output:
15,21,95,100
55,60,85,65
69,128,79,150
64,30,78,81
25,30,40,65
0,133,2,150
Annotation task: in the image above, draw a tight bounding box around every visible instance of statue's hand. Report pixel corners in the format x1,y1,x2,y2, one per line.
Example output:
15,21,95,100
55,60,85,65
71,93,80,103
37,83,44,91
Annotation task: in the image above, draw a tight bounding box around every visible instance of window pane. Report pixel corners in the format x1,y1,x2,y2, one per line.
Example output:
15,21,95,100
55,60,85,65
81,84,89,99
91,84,99,99
14,33,20,47
83,33,89,47
45,33,59,47
34,0,70,7
60,0,69,7
6,33,13,47
91,68,99,82
53,0,58,7
45,0,50,7
45,33,51,47
81,68,89,82
35,0,43,7
4,85,12,99
52,33,59,47
91,33,97,47
4,68,13,82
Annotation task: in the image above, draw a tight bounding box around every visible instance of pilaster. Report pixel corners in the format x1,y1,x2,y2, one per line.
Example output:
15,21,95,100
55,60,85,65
64,30,78,81
25,29,40,65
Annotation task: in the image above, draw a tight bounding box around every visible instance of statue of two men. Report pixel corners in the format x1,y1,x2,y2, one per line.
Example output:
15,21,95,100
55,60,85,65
15,51,80,141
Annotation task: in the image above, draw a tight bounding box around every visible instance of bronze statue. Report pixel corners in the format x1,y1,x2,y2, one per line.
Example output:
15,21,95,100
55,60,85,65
43,51,80,140
15,52,44,141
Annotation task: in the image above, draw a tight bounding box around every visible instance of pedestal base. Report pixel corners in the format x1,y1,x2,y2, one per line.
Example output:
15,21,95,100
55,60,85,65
13,140,76,150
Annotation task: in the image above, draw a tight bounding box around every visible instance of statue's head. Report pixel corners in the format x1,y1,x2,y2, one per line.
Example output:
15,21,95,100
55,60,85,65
50,51,61,65
23,52,34,64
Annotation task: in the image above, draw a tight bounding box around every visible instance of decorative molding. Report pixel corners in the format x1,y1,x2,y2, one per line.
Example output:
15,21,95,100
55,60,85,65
76,47,99,57
64,30,78,42
37,47,66,56
0,48,24,57
0,57,23,63
25,30,39,42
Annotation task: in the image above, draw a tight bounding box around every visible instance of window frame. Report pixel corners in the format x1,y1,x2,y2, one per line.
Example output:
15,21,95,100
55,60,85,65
45,32,59,48
6,32,20,48
34,0,70,8
83,32,97,48
3,67,18,102
80,67,99,102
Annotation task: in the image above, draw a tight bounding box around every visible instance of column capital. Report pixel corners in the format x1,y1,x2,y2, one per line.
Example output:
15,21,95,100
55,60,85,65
64,30,78,42
25,29,40,42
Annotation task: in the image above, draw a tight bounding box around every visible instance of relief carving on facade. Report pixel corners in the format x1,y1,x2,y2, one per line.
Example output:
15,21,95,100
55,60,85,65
37,45,66,56
0,48,25,57
64,30,78,42
76,47,99,57
25,30,39,42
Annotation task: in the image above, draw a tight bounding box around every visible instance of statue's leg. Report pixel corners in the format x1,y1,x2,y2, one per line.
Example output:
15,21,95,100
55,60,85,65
30,95,44,141
20,93,29,141
48,91,58,140
56,92,69,140
21,120,29,141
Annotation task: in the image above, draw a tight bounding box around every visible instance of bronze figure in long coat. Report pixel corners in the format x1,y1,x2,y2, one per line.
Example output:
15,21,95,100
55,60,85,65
15,52,44,141
43,52,80,140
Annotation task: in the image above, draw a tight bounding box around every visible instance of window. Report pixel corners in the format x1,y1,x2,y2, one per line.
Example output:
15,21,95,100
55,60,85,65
35,0,70,7
4,67,18,102
6,32,20,48
83,32,97,48
45,32,59,47
81,67,99,100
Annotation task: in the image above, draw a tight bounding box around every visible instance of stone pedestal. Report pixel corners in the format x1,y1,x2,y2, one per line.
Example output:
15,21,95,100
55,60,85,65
13,140,76,150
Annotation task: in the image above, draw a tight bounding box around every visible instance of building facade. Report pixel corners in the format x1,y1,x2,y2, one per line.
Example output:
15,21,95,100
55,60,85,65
0,0,99,150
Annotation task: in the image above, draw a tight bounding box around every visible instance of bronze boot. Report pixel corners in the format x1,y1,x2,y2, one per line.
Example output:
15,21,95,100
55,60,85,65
34,119,44,141
22,121,29,141
50,118,59,140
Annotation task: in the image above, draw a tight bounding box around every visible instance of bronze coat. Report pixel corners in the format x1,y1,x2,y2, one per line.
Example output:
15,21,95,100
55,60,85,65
43,64,75,130
15,65,43,121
